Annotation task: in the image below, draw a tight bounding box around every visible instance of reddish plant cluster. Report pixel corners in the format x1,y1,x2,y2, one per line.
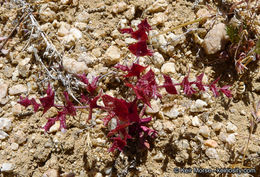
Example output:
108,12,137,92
18,19,232,152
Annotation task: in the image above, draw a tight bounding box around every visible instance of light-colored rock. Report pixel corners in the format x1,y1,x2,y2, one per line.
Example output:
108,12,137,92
125,37,137,44
113,2,127,13
42,169,59,177
151,12,167,26
146,99,161,114
176,139,190,150
167,33,186,47
190,99,207,112
92,48,102,58
226,122,237,133
0,82,8,99
94,172,103,177
57,22,70,37
18,58,31,77
218,132,227,142
204,139,218,148
14,130,27,144
147,0,168,13
161,62,176,74
226,133,236,145
78,52,98,66
11,142,19,151
205,148,219,159
191,116,201,127
164,107,180,119
163,121,175,132
196,8,211,19
76,11,90,23
1,163,14,172
211,122,223,132
70,27,82,40
125,6,135,20
153,52,165,68
0,118,12,132
12,103,22,116
9,84,27,95
202,23,229,54
49,121,60,133
61,0,72,5
199,125,210,138
39,7,56,23
105,46,121,65
153,152,164,161
153,120,163,132
63,57,88,74
93,138,106,147
0,130,8,140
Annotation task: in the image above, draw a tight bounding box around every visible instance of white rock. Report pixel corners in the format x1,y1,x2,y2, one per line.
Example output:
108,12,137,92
1,163,14,172
199,125,210,138
164,107,180,119
163,121,175,132
190,99,207,112
0,130,9,140
105,46,121,65
78,52,98,66
42,169,59,177
49,121,60,133
202,23,229,54
0,82,8,99
226,133,236,145
218,132,227,142
153,120,163,131
205,148,219,159
226,122,237,133
57,22,70,37
211,122,223,132
153,152,164,161
9,84,27,95
191,116,201,127
125,38,137,44
147,0,168,13
76,11,90,23
153,52,165,68
62,57,88,74
14,130,27,144
0,118,12,132
70,27,82,40
11,142,19,151
176,139,190,150
12,103,22,116
167,33,186,47
145,99,161,114
161,62,176,74
113,2,127,13
61,0,72,5
39,7,56,23
94,172,103,177
196,8,211,19
125,6,135,20
18,58,31,77
151,12,167,26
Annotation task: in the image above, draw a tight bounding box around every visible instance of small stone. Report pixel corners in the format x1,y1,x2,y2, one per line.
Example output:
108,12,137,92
176,139,190,150
14,130,27,144
199,125,210,138
62,57,88,74
18,57,31,77
94,172,103,177
70,27,82,40
147,0,168,13
163,107,180,119
9,84,27,95
1,163,14,172
61,0,72,5
49,121,60,133
145,99,161,114
153,152,164,161
3,66,14,78
92,48,102,58
211,122,222,132
42,169,59,177
0,130,8,140
93,138,106,147
218,132,227,142
163,121,175,132
240,110,246,116
202,23,229,55
205,148,219,159
226,133,236,145
0,82,8,99
226,122,237,133
125,6,135,20
0,118,12,132
125,38,136,44
204,139,218,148
190,99,207,112
58,22,70,37
191,116,201,127
153,120,163,132
39,7,56,23
161,62,176,74
11,142,19,151
153,52,165,68
105,46,121,65
76,11,90,23
78,52,98,66
196,8,211,19
166,33,186,47
12,104,22,116
151,12,167,26
112,2,127,14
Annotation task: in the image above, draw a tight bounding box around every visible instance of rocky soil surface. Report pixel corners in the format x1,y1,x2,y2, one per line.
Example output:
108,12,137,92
0,0,260,177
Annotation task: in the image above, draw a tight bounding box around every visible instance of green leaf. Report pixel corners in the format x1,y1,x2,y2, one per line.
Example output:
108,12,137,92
226,25,240,43
255,39,260,54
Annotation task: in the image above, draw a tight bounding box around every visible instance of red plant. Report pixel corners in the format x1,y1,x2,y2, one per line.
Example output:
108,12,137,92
114,63,147,78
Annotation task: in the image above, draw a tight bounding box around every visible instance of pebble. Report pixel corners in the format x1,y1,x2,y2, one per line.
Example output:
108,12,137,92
78,52,98,66
153,152,164,161
151,12,167,26
0,163,14,172
18,57,31,77
62,57,88,74
166,33,186,47
204,139,218,148
202,23,229,55
240,110,246,116
176,139,190,150
218,132,227,143
199,125,210,138
205,148,219,159
58,22,70,37
49,121,60,133
112,2,127,14
104,46,121,65
190,99,207,112
61,0,72,5
226,122,238,133
12,103,22,115
153,52,165,68
42,169,59,177
145,99,161,114
9,84,27,95
161,62,176,74
196,8,211,19
94,172,103,177
14,130,27,144
226,133,236,145
39,7,56,23
191,116,201,127
11,142,19,151
163,121,175,132
147,0,168,13
175,150,189,163
125,38,137,44
153,120,163,132
125,5,135,20
91,48,102,58
0,118,12,132
0,130,9,140
0,82,8,99
211,122,223,132
163,107,180,119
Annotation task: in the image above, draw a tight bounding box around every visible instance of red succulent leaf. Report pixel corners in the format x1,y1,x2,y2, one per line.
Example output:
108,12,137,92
115,63,147,77
39,84,55,114
128,40,153,57
140,125,157,138
180,71,197,96
131,28,148,41
137,19,152,32
63,92,76,116
109,136,127,152
161,75,178,94
194,73,206,91
18,96,40,112
220,85,232,98
209,77,221,97
114,63,129,71
120,28,134,34
87,91,102,121
107,122,131,137
43,111,67,132
43,117,57,132
78,74,100,94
